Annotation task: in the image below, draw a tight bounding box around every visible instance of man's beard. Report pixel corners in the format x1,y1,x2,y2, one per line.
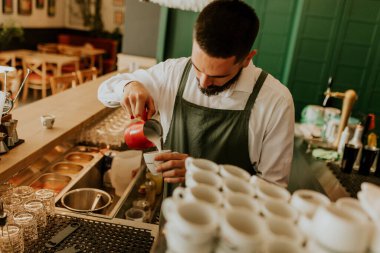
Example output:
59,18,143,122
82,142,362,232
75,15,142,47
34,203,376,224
197,68,242,96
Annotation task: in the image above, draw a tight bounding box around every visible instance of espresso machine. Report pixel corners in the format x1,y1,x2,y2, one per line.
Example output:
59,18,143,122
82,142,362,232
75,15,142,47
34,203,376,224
0,66,31,154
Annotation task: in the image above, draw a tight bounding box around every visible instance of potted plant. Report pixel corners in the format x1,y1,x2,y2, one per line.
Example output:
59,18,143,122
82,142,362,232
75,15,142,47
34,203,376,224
0,20,24,51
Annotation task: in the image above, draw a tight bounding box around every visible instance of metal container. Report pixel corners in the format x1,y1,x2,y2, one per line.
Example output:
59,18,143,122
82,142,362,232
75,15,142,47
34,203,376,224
30,173,71,194
61,188,112,213
65,152,94,163
51,162,84,174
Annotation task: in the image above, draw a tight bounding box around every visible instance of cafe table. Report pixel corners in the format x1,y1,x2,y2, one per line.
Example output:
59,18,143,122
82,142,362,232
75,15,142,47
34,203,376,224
0,50,80,75
42,44,106,74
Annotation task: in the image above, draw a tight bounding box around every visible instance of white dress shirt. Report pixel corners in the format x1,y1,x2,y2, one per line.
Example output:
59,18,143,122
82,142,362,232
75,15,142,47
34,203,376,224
98,57,295,186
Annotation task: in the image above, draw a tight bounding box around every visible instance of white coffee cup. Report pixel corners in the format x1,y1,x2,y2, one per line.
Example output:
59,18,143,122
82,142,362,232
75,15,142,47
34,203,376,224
312,205,371,253
222,176,254,197
263,236,306,253
216,208,267,253
223,192,259,214
172,185,223,207
185,157,220,175
260,199,298,224
162,197,219,244
290,189,330,217
335,197,370,220
219,164,251,182
265,217,304,247
143,150,171,175
255,180,291,203
165,222,214,253
40,114,55,129
185,170,223,190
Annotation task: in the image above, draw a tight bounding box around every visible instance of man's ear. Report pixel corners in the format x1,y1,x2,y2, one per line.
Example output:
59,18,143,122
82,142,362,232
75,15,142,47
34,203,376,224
243,49,257,67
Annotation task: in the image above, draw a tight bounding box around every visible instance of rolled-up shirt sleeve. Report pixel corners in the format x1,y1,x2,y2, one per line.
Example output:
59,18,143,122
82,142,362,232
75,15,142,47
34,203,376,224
97,73,131,107
97,59,179,109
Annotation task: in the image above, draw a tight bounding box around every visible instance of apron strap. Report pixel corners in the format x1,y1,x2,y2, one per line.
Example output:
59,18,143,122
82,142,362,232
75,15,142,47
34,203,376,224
244,70,268,111
176,59,193,98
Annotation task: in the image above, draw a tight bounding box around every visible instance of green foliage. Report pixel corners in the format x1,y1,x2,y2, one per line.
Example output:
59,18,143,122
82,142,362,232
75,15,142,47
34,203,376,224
0,20,24,50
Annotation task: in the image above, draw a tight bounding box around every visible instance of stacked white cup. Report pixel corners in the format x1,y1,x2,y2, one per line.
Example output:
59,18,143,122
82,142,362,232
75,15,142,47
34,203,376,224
163,157,380,253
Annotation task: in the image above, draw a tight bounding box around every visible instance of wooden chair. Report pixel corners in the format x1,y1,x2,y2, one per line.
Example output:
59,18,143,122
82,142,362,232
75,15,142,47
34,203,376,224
22,57,53,102
76,67,98,84
0,55,16,67
50,72,78,95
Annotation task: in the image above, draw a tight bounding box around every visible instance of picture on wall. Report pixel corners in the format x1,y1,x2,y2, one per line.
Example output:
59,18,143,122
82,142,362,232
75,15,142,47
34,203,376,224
36,0,44,9
114,11,124,25
113,0,124,6
2,0,13,14
18,0,32,15
47,0,55,17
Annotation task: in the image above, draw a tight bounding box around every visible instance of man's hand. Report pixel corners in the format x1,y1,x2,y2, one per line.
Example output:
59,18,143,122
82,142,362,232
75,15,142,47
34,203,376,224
122,81,156,119
155,152,189,183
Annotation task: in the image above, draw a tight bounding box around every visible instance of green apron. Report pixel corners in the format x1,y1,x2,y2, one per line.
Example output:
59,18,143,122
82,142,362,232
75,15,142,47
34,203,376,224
164,59,267,195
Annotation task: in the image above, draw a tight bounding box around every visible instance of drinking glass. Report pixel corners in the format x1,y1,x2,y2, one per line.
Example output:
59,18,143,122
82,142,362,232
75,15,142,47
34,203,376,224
0,224,24,253
35,189,55,216
0,182,13,199
13,186,35,203
13,211,38,243
24,199,47,229
2,196,24,215
3,208,14,225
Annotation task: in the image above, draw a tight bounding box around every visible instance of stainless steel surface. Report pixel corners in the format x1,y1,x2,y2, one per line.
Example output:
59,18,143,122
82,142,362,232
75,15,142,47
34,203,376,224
64,152,94,163
51,162,84,175
30,173,71,194
61,188,112,213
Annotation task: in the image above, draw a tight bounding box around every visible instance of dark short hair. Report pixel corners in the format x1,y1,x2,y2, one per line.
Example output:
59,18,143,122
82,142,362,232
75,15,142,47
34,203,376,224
194,0,259,62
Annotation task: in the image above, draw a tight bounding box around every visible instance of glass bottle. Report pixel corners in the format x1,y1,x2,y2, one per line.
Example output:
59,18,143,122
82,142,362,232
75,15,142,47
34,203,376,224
145,179,156,209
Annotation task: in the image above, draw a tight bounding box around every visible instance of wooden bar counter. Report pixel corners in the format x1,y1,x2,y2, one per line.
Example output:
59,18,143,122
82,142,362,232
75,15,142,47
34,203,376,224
0,72,115,180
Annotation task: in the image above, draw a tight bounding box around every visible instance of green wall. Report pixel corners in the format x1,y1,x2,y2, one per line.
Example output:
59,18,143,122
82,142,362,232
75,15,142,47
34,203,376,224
157,0,380,134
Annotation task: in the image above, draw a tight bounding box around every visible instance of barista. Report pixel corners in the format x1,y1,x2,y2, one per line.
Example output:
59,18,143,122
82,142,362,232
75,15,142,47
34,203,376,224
98,0,295,188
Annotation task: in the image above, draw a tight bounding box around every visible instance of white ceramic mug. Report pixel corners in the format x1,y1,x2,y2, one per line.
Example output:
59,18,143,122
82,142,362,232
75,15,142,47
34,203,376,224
172,185,223,207
216,208,267,253
219,164,251,182
222,176,254,197
254,180,291,203
262,236,306,253
312,205,371,253
143,149,171,175
265,217,304,247
40,114,55,129
290,189,330,217
185,170,223,190
223,192,259,214
185,157,220,175
165,222,214,253
162,197,219,244
260,199,298,224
